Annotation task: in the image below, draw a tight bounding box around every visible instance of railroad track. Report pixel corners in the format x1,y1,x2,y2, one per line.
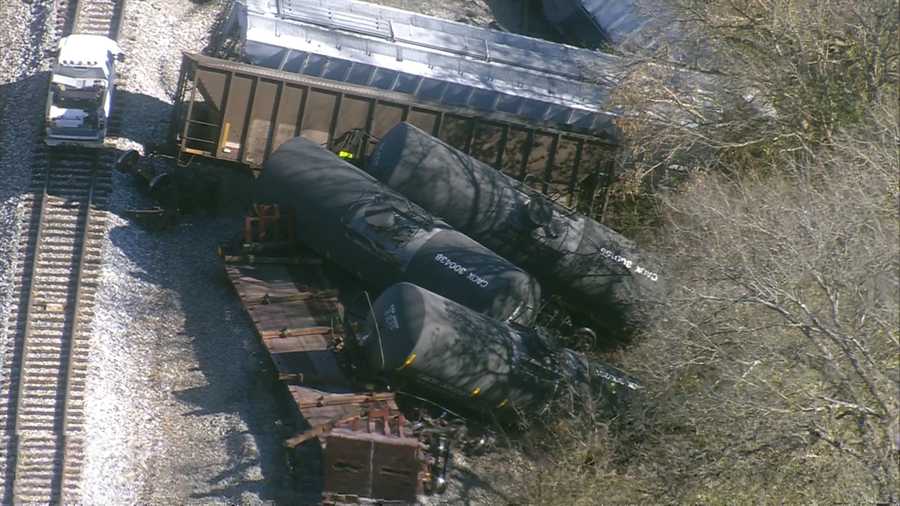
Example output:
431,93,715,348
0,0,125,503
71,0,126,39
0,151,111,504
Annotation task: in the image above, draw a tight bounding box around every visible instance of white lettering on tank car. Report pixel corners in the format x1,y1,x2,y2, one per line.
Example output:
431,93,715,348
434,253,490,288
599,247,659,282
383,304,400,331
467,272,490,288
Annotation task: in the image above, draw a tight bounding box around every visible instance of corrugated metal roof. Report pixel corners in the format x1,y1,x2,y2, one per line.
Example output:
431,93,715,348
232,0,624,138
265,0,621,79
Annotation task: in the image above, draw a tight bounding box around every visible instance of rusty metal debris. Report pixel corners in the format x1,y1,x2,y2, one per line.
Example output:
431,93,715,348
223,208,446,503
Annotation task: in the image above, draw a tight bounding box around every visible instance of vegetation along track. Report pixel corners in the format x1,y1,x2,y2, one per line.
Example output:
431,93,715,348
0,0,125,503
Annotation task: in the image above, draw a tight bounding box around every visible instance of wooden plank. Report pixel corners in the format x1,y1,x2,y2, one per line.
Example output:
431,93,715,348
261,326,335,341
224,250,422,491
223,254,323,265
292,389,397,409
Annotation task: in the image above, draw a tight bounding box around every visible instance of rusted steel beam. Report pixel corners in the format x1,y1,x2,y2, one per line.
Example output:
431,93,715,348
326,92,344,148
296,392,397,410
222,254,323,265
284,413,362,448
542,132,561,193
259,326,337,340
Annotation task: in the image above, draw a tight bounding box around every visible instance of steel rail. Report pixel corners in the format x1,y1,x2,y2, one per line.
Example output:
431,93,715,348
2,149,107,504
72,0,127,39
0,0,125,502
57,151,99,502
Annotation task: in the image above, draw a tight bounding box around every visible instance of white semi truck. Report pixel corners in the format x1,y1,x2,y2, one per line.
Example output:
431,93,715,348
45,34,121,147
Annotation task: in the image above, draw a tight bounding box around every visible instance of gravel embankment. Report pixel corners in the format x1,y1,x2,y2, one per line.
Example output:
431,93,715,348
0,0,56,383
81,1,297,503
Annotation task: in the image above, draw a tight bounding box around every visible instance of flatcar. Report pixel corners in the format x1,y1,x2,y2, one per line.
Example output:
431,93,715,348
171,52,616,209
360,282,640,415
367,122,664,337
255,135,541,324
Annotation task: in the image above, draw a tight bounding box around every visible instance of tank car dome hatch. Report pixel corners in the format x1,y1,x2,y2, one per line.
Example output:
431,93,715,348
362,282,641,415
255,135,541,325
367,122,665,338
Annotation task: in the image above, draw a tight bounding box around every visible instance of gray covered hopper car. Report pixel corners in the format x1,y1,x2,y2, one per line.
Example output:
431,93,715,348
255,135,541,324
361,282,640,414
229,0,621,137
368,122,663,337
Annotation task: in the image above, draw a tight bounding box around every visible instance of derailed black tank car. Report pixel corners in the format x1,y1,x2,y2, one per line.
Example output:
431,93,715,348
255,136,541,324
368,122,663,337
361,282,640,414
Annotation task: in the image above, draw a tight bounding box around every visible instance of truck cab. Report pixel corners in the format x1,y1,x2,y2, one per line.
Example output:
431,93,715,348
45,34,121,147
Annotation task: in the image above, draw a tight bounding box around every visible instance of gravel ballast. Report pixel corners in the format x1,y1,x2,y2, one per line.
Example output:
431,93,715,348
2,0,552,503
0,0,56,375
81,1,296,503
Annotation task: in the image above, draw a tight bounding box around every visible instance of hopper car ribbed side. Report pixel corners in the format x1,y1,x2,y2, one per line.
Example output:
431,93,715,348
227,0,623,137
171,52,617,209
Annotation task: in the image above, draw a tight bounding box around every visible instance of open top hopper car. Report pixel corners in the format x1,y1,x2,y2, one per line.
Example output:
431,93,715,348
171,52,618,209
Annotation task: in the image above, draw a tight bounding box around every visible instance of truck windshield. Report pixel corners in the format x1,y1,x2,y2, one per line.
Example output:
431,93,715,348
52,86,102,110
55,65,105,80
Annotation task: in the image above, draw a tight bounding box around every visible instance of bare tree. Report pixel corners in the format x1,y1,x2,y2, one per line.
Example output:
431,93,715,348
621,103,899,501
493,3,897,502
608,0,898,195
